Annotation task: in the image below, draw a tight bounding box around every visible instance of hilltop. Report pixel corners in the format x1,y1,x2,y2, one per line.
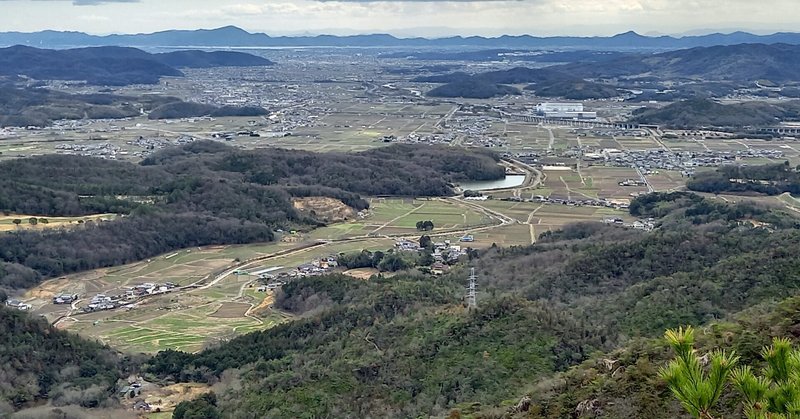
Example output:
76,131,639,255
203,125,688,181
0,305,125,412
526,79,619,99
631,98,800,128
0,45,273,86
422,67,618,99
0,85,267,127
558,43,800,83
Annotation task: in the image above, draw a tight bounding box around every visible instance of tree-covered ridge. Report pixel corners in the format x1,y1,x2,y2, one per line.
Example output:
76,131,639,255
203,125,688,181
0,142,504,290
0,45,272,86
146,276,601,418
0,84,268,128
493,294,800,419
0,306,126,414
688,162,800,195
143,193,800,418
631,98,800,129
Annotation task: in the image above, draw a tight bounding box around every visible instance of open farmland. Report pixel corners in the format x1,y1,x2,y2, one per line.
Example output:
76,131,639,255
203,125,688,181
28,235,396,353
0,213,117,232
454,200,634,247
307,197,495,240
61,293,283,353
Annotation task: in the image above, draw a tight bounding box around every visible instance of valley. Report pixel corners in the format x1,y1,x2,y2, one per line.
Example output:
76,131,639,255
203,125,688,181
4,23,800,419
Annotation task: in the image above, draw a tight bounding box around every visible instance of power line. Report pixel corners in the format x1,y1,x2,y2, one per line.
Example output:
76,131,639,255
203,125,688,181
467,267,477,310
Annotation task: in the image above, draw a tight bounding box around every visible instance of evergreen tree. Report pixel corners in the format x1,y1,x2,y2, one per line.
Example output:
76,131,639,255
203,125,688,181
660,326,739,419
730,337,800,419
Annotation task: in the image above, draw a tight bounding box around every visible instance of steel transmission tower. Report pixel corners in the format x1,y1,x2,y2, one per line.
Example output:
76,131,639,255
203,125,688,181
467,267,477,309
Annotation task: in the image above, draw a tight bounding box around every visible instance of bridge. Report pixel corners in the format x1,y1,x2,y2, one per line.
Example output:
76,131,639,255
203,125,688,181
500,112,640,130
751,126,800,136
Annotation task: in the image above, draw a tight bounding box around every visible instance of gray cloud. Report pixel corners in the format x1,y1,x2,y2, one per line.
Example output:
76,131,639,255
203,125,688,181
0,0,141,4
316,0,521,2
72,0,138,4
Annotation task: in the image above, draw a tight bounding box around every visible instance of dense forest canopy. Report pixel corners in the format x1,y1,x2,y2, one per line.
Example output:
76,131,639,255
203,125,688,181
687,161,800,195
0,84,267,127
0,142,503,291
554,43,800,83
143,192,800,418
631,98,800,128
0,45,272,86
421,66,616,99
0,306,126,413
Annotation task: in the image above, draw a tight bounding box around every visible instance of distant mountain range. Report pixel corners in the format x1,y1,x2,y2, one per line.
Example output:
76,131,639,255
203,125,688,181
556,43,800,83
0,45,273,85
418,43,800,99
3,26,800,49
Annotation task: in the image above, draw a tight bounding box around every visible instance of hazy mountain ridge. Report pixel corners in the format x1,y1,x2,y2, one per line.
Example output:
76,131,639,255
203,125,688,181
0,45,273,86
3,26,800,49
557,43,800,82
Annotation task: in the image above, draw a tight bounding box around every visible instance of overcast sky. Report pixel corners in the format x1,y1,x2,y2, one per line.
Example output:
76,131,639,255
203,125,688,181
0,0,797,37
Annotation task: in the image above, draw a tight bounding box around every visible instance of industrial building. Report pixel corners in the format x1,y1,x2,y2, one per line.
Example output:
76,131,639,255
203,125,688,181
534,102,597,120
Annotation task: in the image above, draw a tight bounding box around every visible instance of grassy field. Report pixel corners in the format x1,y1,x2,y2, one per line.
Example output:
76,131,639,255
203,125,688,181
31,235,395,353
307,198,494,240
0,213,117,232
65,293,284,353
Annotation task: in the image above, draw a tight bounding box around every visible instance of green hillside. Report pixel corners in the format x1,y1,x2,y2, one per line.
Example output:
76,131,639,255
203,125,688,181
0,306,125,413
631,98,800,128
142,192,800,418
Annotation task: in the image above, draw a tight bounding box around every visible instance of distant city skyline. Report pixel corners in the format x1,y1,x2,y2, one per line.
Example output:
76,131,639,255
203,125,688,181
0,0,797,38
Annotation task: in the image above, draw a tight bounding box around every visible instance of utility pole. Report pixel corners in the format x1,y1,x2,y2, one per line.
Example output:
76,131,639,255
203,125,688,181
467,267,477,310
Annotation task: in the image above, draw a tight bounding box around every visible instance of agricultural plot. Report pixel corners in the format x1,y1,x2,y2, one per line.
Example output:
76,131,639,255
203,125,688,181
615,136,662,151
65,292,283,353
465,201,633,247
0,213,117,232
582,166,650,200
322,198,496,238
645,170,688,192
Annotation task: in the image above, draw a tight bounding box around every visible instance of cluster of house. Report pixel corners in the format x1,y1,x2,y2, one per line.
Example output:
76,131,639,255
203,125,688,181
582,128,649,138
448,116,508,148
604,217,656,231
618,179,647,187
52,293,79,305
55,142,124,159
211,130,262,141
432,240,468,264
502,195,630,210
397,238,467,258
118,382,152,412
127,136,196,158
296,256,339,277
81,282,177,313
380,132,459,146
604,148,785,174
82,294,118,312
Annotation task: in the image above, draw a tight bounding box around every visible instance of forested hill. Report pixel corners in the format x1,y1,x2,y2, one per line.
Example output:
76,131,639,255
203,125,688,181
687,162,800,195
0,142,504,291
555,43,800,83
631,98,800,128
419,67,618,99
145,192,800,418
0,84,270,128
480,294,800,418
0,45,272,85
0,305,126,413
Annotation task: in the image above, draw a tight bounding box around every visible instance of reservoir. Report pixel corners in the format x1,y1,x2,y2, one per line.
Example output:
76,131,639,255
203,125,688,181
458,174,526,191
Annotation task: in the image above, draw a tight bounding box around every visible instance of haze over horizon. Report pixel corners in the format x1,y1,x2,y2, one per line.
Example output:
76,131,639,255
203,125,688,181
0,0,797,38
